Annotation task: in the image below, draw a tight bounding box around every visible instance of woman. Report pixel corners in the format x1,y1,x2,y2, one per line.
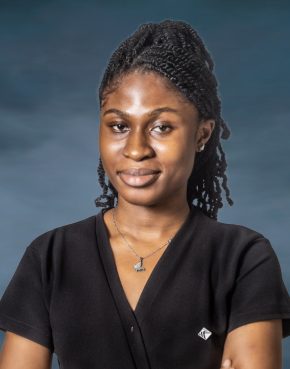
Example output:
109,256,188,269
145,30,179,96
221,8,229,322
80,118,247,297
0,19,290,369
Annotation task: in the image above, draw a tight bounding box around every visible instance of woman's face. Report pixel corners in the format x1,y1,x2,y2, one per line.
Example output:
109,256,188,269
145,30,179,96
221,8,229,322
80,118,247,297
99,70,215,208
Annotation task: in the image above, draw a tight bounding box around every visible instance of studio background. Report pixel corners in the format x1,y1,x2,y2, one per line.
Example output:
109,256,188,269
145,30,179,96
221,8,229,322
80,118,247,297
0,0,289,367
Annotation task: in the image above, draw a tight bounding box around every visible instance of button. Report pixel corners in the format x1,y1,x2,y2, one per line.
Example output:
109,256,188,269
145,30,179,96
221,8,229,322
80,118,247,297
130,325,134,333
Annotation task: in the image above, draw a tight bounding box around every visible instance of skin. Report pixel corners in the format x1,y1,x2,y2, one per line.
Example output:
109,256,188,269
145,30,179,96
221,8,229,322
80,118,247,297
0,70,282,368
0,332,52,368
99,69,283,369
99,69,214,240
221,320,282,369
99,69,215,313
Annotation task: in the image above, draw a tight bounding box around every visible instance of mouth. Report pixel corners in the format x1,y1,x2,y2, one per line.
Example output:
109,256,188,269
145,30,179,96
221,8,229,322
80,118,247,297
118,172,161,188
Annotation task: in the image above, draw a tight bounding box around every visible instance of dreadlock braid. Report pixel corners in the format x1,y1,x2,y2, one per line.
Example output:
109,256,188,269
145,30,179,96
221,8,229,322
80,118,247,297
95,19,234,220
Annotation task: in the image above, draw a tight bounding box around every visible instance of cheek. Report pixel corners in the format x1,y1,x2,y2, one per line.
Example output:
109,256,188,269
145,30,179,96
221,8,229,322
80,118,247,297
160,136,195,174
99,129,119,171
100,140,120,157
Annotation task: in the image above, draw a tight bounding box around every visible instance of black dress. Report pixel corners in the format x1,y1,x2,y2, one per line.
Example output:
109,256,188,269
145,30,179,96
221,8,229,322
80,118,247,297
1,205,290,369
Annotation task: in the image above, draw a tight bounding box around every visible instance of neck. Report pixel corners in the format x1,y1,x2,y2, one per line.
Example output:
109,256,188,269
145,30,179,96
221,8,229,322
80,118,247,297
111,200,191,241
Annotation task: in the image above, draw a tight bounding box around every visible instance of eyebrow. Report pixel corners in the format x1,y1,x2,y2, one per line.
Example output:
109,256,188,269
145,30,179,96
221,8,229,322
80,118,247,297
102,107,179,118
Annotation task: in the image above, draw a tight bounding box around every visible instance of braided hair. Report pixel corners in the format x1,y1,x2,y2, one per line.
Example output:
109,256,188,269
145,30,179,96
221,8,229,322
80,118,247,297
95,19,234,220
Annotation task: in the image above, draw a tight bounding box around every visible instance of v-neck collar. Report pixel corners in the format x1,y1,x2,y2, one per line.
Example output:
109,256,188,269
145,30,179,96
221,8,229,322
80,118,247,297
95,204,199,325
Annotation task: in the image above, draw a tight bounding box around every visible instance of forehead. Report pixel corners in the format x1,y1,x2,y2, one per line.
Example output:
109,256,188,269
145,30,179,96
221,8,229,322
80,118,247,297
101,70,191,109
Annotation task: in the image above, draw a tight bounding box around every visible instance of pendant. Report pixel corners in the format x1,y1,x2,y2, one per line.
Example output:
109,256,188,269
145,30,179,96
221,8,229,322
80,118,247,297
134,257,146,272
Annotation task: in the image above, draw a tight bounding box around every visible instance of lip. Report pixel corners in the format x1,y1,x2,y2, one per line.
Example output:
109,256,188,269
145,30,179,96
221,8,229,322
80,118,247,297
118,168,161,176
118,171,161,188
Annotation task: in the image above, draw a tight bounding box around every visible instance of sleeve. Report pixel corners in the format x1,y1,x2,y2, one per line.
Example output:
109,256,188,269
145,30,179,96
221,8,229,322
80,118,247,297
0,244,54,351
227,237,290,338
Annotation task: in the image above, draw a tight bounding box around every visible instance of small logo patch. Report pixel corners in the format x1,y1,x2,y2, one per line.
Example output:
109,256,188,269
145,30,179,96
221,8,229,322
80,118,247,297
198,327,212,340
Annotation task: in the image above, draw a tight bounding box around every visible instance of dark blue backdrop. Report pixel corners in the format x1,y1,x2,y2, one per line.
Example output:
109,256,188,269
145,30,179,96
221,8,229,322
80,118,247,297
0,0,289,367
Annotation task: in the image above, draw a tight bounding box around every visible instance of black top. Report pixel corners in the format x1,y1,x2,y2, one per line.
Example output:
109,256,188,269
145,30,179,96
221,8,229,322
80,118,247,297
1,205,290,369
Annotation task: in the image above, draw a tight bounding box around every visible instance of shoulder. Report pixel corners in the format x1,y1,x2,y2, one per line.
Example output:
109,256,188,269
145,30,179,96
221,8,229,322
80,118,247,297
27,214,98,257
194,208,273,260
196,207,265,240
194,210,285,300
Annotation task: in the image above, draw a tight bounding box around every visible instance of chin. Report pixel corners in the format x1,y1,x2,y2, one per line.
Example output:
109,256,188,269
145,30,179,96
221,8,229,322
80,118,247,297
118,186,174,208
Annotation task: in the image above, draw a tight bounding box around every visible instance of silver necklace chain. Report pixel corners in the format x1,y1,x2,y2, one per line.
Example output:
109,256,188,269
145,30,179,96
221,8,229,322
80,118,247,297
112,207,173,272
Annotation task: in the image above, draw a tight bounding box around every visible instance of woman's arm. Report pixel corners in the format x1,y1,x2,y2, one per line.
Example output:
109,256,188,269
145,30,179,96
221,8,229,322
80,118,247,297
221,319,282,369
0,331,52,369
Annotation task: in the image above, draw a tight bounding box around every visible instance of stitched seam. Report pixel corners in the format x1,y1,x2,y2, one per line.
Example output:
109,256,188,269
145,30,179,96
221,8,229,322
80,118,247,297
0,312,51,337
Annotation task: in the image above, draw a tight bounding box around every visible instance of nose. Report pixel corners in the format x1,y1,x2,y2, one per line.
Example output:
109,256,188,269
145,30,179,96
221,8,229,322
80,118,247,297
123,128,154,161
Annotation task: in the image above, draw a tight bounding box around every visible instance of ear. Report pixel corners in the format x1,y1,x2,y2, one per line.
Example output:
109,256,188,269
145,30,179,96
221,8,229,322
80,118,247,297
195,119,215,152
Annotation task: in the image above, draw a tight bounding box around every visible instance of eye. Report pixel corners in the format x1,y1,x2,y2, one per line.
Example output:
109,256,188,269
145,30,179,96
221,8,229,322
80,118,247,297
108,122,173,135
109,123,129,134
152,124,172,134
